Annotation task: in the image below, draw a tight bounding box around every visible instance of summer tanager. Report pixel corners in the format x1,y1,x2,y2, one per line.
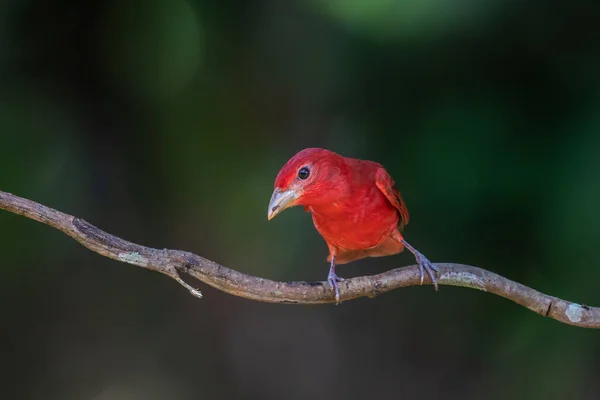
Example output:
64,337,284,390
268,147,438,303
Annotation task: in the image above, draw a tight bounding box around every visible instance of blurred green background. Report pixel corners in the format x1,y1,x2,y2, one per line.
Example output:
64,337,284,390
1,0,600,399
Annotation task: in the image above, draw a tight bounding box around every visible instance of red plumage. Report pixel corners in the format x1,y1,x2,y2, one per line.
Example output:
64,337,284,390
268,148,437,302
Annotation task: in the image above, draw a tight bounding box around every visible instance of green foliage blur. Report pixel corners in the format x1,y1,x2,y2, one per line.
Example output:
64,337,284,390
1,0,599,399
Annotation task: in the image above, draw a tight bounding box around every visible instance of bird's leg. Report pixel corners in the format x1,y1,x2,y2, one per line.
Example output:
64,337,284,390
400,238,439,291
327,254,344,304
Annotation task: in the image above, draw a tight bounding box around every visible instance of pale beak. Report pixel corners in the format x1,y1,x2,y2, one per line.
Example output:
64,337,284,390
267,188,299,220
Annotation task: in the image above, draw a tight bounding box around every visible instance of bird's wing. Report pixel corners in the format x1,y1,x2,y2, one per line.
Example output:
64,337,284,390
374,167,410,231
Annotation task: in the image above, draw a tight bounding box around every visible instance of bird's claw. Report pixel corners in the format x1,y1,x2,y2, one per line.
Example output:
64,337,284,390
415,252,439,291
327,271,344,304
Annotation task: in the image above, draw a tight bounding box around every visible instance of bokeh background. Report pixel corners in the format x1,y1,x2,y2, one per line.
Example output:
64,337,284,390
2,0,600,399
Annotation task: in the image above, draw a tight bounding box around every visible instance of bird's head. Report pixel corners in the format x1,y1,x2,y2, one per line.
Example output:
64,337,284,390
268,147,347,220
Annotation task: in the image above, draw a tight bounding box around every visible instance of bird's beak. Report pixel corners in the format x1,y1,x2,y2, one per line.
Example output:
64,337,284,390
268,188,298,220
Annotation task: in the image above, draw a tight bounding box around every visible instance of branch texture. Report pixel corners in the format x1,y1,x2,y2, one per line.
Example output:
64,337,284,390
0,189,598,328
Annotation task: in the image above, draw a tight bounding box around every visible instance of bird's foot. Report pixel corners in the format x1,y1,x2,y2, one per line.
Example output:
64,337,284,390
399,238,440,291
327,270,344,304
414,251,439,291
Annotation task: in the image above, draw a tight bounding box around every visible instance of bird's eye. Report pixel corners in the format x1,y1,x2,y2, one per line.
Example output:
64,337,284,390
298,166,310,180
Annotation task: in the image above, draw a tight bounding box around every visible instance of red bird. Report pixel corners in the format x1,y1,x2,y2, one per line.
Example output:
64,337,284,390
268,148,438,303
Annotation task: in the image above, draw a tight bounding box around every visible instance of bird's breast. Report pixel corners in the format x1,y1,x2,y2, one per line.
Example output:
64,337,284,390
308,191,399,250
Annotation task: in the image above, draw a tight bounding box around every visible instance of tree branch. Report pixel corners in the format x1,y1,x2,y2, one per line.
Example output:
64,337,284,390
0,189,598,328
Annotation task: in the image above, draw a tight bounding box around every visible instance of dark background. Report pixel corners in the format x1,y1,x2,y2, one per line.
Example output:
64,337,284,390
2,0,600,399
